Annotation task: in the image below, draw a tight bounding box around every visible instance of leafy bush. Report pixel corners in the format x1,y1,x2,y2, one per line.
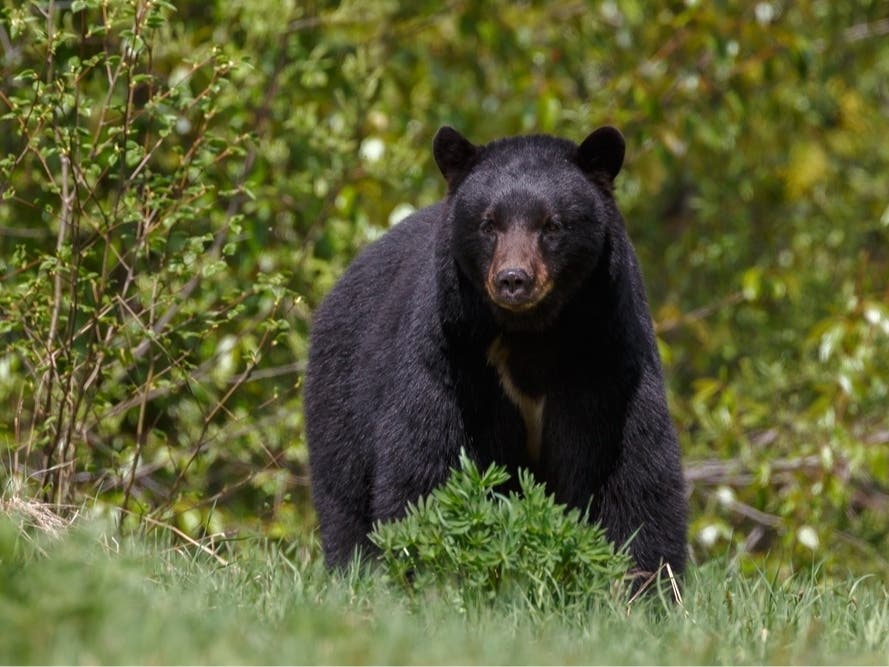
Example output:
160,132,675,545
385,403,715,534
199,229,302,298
0,0,302,537
370,452,632,611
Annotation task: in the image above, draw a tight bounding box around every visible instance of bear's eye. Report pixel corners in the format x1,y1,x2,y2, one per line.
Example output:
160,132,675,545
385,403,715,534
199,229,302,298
479,217,496,237
542,217,563,235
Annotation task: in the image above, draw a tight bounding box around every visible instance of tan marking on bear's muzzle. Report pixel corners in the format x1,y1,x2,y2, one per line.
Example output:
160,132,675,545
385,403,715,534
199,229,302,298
485,229,552,310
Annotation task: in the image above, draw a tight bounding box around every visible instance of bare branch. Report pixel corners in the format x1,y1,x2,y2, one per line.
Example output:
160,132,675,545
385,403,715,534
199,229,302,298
684,455,822,485
656,291,745,334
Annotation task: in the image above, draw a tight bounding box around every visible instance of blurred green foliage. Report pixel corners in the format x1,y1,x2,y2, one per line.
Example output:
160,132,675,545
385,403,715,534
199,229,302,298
1,0,887,575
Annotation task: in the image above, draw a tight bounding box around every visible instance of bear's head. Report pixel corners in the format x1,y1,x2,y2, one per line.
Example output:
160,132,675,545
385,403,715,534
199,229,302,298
433,126,625,331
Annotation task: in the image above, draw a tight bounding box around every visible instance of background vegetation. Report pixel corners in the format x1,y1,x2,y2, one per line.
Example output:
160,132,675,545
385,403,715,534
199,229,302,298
2,0,888,580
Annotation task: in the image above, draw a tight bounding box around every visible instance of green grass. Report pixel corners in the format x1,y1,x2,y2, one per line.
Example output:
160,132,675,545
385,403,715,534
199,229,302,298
0,515,887,665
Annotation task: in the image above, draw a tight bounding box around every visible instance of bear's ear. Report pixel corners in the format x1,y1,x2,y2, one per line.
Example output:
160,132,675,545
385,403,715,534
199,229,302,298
433,126,479,188
577,126,625,181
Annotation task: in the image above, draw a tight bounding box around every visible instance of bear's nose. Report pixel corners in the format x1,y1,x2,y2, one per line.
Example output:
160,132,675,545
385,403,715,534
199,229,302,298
495,268,532,299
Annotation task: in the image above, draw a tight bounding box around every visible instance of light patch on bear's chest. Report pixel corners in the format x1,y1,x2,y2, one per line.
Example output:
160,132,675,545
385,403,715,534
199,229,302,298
487,337,545,463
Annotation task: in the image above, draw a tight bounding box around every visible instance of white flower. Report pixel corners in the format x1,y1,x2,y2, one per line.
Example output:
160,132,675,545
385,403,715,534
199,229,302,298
797,526,819,550
360,137,385,163
755,2,775,24
716,486,735,507
699,524,720,547
388,203,416,226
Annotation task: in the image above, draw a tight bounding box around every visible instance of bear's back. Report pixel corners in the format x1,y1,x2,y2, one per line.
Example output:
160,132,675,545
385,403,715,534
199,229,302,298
305,201,446,420
311,203,442,334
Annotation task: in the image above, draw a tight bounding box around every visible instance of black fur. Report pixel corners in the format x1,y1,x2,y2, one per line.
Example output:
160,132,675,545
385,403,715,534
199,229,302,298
304,127,688,577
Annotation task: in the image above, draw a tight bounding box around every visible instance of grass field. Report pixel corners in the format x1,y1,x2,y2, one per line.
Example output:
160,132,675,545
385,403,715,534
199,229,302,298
1,511,887,665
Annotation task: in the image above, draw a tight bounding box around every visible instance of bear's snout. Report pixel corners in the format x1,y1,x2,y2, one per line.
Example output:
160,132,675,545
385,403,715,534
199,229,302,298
485,226,550,311
494,268,532,301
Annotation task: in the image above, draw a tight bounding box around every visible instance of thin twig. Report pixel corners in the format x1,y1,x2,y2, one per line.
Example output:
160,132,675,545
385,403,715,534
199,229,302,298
666,562,683,606
136,514,230,566
656,291,745,334
684,455,822,485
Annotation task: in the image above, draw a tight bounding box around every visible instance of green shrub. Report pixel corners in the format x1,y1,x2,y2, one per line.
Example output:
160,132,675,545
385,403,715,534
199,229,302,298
370,452,632,611
0,0,301,537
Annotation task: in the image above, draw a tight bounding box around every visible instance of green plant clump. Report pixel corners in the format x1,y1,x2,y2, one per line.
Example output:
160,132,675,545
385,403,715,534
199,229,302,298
370,452,632,611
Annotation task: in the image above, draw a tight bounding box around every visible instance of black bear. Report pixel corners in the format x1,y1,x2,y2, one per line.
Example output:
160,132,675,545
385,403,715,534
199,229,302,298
304,126,687,581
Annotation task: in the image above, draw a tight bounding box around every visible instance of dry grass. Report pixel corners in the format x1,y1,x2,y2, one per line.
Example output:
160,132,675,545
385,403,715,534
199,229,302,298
0,496,76,537
0,495,237,567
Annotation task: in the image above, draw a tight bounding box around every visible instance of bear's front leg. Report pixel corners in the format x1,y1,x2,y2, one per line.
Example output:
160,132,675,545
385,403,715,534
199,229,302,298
596,385,688,588
369,382,473,525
